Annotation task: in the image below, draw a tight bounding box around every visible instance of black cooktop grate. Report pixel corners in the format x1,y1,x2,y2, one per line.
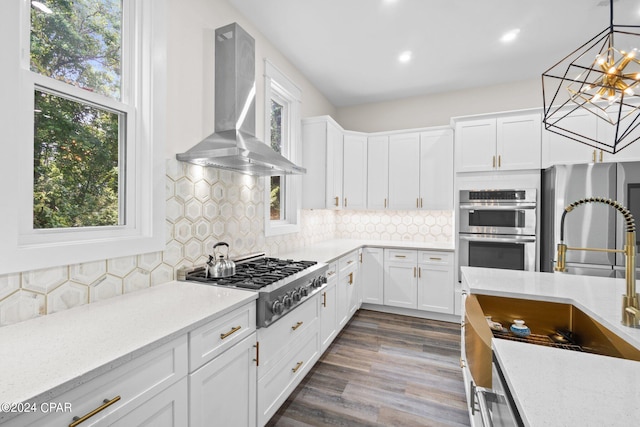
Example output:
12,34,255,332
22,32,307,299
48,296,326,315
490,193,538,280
185,258,317,289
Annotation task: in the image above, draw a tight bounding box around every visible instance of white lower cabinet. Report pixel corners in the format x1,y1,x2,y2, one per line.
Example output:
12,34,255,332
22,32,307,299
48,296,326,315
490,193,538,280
361,247,384,304
4,336,189,427
189,333,257,427
417,251,455,314
337,250,360,329
257,295,320,426
383,249,418,308
383,248,455,314
320,261,338,352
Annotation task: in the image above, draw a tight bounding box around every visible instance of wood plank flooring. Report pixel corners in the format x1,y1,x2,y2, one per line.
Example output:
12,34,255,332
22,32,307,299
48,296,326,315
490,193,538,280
266,309,470,427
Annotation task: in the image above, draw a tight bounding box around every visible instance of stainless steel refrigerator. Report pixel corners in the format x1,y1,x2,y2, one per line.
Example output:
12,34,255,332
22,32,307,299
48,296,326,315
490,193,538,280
541,161,640,278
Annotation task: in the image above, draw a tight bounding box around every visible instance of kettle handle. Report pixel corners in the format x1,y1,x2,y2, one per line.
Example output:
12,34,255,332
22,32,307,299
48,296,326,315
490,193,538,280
213,242,230,258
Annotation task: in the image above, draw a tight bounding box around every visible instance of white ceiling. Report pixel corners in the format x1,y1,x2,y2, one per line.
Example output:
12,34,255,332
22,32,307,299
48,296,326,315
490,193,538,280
228,0,640,107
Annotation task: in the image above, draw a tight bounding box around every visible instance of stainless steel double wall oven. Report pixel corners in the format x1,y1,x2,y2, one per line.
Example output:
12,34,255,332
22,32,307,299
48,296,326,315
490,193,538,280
458,189,537,278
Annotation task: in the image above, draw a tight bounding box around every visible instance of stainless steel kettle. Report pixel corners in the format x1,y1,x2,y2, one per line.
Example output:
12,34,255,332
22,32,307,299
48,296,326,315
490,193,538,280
206,242,236,278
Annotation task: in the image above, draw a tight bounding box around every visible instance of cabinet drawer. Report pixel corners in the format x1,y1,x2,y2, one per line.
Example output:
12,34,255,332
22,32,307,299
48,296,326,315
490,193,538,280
257,326,320,426
189,302,256,371
338,251,359,273
5,336,188,427
326,261,338,283
257,296,319,377
418,251,452,265
385,248,417,263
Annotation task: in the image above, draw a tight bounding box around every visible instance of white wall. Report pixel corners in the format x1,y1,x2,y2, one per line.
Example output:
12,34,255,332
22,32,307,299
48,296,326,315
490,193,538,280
166,0,337,158
335,78,541,132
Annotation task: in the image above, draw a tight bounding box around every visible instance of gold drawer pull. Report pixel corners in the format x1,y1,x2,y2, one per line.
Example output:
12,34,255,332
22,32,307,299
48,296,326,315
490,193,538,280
348,272,353,284
292,321,303,331
327,271,336,276
69,396,121,427
395,255,406,258
460,358,466,369
430,257,442,261
292,361,304,373
347,260,354,264
220,325,241,339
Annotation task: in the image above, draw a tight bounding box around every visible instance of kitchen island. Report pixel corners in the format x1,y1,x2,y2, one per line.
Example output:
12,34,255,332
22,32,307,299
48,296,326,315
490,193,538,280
461,266,640,427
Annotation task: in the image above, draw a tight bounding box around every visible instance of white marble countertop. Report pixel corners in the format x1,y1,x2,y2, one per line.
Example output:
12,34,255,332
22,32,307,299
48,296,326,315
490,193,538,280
278,238,454,263
0,282,256,421
461,266,640,426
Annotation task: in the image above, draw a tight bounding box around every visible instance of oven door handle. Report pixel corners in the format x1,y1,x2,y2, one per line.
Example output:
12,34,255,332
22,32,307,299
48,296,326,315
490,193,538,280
459,203,536,210
459,234,536,243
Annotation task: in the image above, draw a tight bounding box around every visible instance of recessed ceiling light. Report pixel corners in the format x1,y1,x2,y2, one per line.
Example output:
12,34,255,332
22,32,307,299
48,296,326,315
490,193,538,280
398,50,412,63
500,28,520,43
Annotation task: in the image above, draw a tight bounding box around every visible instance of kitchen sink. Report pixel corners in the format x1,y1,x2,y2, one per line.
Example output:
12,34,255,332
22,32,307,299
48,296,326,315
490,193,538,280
474,294,640,361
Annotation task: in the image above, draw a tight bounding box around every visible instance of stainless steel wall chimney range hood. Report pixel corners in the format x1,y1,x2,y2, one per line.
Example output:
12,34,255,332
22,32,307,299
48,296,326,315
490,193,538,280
176,23,306,176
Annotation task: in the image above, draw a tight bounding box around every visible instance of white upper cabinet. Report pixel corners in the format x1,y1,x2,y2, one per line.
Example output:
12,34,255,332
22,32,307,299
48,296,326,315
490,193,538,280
420,129,454,210
367,135,389,210
543,107,640,166
455,118,496,172
342,132,368,209
302,116,344,209
388,132,421,210
455,113,541,172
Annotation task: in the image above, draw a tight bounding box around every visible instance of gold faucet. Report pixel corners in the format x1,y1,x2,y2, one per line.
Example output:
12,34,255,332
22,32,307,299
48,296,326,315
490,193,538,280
555,197,640,328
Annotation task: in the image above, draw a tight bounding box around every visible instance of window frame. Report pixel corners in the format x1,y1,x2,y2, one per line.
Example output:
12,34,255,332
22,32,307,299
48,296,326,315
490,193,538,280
0,0,166,274
263,59,302,237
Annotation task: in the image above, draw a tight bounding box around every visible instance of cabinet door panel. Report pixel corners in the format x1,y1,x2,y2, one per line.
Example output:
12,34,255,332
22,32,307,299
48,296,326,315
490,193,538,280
384,262,417,309
389,133,420,209
367,135,389,209
418,263,454,314
420,129,454,210
343,133,368,209
320,280,337,352
326,122,344,209
497,114,541,170
542,110,597,167
189,334,257,427
455,119,496,172
362,247,384,305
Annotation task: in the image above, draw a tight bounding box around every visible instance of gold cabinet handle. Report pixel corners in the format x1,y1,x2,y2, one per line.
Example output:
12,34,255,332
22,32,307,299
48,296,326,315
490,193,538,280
344,197,347,207
322,291,327,307
420,198,423,208
592,150,596,162
359,253,363,263
292,321,303,331
395,255,406,258
600,150,604,162
384,198,387,208
348,272,353,284
460,358,466,369
334,196,339,207
413,267,416,277
416,198,419,208
69,396,121,427
347,260,354,265
418,267,421,278
430,257,442,261
292,361,304,373
492,155,496,168
498,154,501,168
327,270,336,277
220,325,241,339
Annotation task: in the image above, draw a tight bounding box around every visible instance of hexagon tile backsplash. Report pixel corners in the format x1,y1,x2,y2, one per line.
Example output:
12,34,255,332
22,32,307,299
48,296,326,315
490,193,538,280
0,160,452,327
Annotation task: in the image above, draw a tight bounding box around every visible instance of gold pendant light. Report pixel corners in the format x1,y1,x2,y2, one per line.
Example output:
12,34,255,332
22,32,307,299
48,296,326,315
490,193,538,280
542,0,640,153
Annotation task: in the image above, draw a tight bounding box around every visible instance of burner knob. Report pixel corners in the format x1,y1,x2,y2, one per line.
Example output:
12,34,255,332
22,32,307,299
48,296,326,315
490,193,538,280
292,288,302,302
282,295,293,308
300,286,309,297
271,300,284,315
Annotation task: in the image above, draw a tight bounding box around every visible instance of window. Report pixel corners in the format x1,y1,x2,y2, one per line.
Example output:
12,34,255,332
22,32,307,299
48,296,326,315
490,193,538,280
264,59,302,236
0,0,166,274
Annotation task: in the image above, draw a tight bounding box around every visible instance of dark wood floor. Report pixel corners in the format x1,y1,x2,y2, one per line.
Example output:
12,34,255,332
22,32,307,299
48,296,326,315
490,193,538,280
266,309,471,427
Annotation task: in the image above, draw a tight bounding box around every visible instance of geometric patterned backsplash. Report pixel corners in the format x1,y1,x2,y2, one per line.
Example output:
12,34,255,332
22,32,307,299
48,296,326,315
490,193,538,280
0,159,453,327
